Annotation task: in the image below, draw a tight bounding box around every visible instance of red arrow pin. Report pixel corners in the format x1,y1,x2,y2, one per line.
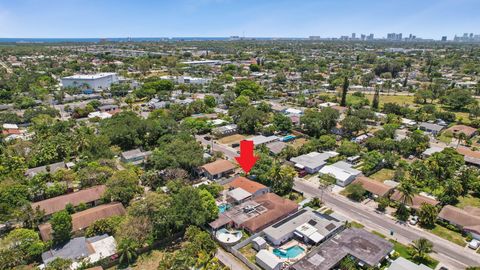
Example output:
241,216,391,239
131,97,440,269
235,140,259,174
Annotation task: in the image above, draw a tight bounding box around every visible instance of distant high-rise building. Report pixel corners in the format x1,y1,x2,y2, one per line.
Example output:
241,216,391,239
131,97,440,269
351,33,356,39
361,34,366,41
441,36,447,41
309,36,321,40
368,33,374,40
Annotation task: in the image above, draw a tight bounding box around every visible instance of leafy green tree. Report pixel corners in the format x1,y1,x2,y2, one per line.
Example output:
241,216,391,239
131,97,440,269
301,108,339,137
51,210,72,245
267,164,297,195
85,215,124,237
273,113,292,132
418,203,438,228
204,95,216,108
237,106,265,134
199,189,219,222
149,134,204,174
45,257,73,270
0,229,45,267
345,183,366,202
377,197,390,212
443,88,476,110
105,169,143,206
341,115,366,137
372,87,380,110
337,140,362,157
361,151,384,175
234,80,264,99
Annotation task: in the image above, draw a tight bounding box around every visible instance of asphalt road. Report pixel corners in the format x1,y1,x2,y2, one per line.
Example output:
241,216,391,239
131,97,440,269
294,179,480,270
195,135,238,160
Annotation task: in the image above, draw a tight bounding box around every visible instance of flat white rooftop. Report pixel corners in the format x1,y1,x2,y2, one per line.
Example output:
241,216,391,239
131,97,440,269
62,72,117,80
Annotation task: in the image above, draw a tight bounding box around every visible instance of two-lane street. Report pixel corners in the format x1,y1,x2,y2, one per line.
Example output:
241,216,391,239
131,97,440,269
294,179,480,270
195,135,238,160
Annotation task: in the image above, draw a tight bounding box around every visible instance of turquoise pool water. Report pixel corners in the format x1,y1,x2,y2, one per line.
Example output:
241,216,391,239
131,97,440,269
218,203,231,213
272,245,305,258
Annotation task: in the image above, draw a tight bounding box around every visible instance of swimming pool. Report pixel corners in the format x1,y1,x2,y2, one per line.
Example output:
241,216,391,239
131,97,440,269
218,203,231,213
273,245,305,258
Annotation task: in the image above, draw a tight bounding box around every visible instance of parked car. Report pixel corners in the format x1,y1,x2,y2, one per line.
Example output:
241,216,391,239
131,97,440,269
231,143,240,148
469,239,480,250
297,170,308,178
204,136,211,141
408,215,418,225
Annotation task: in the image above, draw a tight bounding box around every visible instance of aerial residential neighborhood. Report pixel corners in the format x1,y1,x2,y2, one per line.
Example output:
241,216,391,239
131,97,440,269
1,1,480,270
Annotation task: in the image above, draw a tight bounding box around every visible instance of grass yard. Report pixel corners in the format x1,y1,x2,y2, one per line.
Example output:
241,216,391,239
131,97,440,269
389,239,439,269
364,94,416,106
124,250,166,270
429,224,466,246
437,133,453,144
239,243,257,264
284,191,305,203
218,134,246,145
456,195,480,209
369,169,395,182
349,221,365,229
290,137,308,149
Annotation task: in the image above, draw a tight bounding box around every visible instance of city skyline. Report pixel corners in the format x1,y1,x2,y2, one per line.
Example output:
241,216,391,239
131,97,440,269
0,0,479,39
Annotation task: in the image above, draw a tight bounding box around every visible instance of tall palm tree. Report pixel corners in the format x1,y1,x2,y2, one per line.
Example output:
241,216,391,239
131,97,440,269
411,238,433,260
397,180,416,206
118,238,138,265
456,132,467,148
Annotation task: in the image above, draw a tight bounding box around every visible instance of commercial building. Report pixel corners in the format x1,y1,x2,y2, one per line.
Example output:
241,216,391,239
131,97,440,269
263,208,344,246
61,73,119,91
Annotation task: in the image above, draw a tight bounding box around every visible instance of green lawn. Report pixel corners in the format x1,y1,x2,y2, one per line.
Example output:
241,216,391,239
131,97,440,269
437,133,452,144
371,230,387,239
429,224,466,246
389,239,439,269
349,221,365,229
239,243,256,264
456,195,480,209
283,191,305,203
369,169,395,182
364,94,416,106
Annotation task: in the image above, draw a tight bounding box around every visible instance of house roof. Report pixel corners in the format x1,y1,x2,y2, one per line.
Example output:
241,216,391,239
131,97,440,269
251,135,280,146
419,122,444,132
290,151,338,170
438,205,480,233
387,257,432,270
227,187,252,202
256,249,282,268
38,203,126,241
227,176,268,194
390,191,439,209
242,193,298,233
353,176,393,197
25,161,66,177
32,185,106,216
201,159,236,175
266,141,287,155
457,147,480,165
446,125,477,137
319,161,361,182
291,228,393,270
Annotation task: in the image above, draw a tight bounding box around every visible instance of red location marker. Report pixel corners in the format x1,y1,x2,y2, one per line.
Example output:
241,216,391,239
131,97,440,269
235,140,259,174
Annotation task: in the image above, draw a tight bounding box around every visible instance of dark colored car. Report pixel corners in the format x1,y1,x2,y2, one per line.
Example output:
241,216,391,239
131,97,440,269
231,143,240,148
297,170,308,178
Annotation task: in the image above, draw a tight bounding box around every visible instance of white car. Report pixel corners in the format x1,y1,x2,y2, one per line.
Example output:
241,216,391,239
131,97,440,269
408,216,418,225
469,239,480,250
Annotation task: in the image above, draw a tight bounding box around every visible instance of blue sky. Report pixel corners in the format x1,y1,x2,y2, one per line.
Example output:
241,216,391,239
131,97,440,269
0,0,478,39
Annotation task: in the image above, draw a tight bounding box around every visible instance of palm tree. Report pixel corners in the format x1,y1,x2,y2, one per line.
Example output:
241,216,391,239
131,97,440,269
397,180,416,206
411,238,433,260
456,132,467,148
118,238,138,265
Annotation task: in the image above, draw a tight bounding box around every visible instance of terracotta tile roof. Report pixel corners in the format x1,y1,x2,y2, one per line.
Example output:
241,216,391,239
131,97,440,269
446,125,477,138
201,159,236,175
32,185,107,216
390,190,439,210
38,202,126,241
242,193,298,233
2,129,22,135
353,176,394,197
439,205,480,234
227,176,268,194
